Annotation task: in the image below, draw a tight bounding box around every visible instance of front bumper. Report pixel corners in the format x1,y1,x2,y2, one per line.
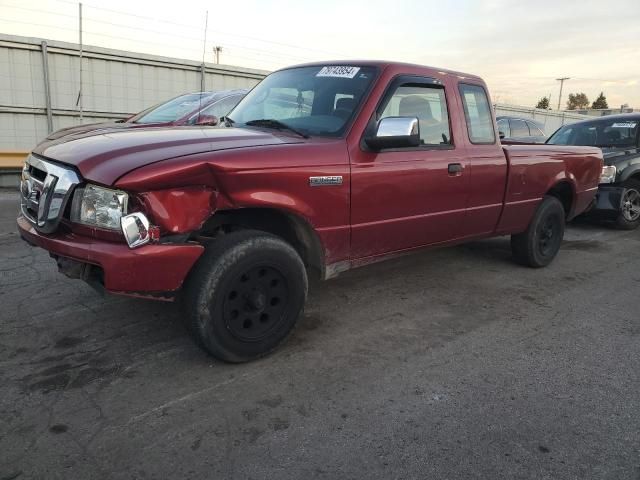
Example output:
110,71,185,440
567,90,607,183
17,214,204,297
588,184,624,218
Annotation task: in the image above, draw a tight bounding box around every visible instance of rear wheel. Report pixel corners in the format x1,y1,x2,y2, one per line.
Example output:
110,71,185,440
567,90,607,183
183,230,307,363
511,195,566,268
615,179,640,230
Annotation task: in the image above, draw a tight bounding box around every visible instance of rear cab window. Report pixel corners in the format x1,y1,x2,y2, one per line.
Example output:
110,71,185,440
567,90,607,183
459,84,495,144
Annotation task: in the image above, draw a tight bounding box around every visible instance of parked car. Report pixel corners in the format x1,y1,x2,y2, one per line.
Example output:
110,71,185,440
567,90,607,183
18,61,603,362
496,116,547,143
45,89,248,140
546,113,640,229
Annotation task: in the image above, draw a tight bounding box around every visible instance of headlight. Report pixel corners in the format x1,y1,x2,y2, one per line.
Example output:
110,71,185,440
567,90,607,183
71,184,128,230
600,165,617,184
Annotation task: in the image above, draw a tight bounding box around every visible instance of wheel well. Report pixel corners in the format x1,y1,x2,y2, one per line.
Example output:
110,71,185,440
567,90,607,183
546,181,574,218
198,208,325,279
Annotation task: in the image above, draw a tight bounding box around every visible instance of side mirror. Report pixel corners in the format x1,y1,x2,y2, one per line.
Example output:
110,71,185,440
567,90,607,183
498,131,506,140
365,117,420,150
195,114,219,126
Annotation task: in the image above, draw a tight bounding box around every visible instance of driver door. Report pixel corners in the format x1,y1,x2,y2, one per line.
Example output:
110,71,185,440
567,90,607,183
350,76,469,259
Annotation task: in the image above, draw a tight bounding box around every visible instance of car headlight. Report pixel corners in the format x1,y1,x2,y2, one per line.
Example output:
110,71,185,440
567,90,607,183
600,165,617,184
71,184,128,230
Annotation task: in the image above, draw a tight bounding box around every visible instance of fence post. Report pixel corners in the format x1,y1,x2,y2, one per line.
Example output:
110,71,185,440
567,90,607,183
78,2,83,122
200,63,205,92
40,41,53,134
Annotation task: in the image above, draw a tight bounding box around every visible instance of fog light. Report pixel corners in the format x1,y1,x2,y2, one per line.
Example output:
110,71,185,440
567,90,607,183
121,212,151,249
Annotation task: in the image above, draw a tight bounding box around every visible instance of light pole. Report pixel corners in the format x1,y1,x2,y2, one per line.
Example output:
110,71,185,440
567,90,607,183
556,77,570,110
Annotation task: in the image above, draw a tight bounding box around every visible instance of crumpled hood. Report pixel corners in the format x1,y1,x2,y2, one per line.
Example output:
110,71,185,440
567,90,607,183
33,126,303,185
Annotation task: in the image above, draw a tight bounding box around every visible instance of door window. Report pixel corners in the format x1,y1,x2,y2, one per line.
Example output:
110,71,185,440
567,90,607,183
198,94,244,120
526,121,545,136
379,84,451,145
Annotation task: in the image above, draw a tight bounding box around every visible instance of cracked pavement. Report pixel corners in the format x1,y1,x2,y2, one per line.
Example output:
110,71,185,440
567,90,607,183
1,189,639,479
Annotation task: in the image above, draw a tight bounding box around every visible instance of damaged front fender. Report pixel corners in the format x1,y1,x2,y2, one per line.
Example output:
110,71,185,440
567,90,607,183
137,187,218,234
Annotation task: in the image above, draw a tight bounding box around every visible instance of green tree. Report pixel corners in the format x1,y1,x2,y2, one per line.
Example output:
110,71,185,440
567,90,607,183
591,92,608,109
535,97,550,109
566,93,590,110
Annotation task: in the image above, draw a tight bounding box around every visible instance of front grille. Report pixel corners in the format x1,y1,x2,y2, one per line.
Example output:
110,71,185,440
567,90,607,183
20,168,44,223
20,155,81,234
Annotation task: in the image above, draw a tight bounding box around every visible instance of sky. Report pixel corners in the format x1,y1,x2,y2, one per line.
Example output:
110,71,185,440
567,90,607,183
1,0,639,109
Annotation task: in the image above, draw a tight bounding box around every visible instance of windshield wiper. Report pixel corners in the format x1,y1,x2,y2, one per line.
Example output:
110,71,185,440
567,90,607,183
244,119,309,139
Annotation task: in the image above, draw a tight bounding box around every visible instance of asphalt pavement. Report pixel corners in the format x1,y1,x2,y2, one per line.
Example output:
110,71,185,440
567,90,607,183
1,188,639,480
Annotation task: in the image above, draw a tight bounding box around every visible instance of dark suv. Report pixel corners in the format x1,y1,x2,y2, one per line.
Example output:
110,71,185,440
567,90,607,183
497,116,547,143
547,113,640,229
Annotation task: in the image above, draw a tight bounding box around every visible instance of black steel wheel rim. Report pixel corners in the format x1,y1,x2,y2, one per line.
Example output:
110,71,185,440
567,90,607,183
621,188,640,222
538,214,561,257
222,265,289,342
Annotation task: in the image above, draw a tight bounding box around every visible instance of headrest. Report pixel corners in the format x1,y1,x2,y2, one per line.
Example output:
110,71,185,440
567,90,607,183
399,95,432,119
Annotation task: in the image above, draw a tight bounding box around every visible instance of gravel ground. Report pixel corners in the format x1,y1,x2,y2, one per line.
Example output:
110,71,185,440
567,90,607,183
1,188,639,480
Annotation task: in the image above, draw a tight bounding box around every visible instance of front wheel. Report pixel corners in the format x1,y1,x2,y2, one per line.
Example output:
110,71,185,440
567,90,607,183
615,179,640,230
511,195,566,268
183,230,308,363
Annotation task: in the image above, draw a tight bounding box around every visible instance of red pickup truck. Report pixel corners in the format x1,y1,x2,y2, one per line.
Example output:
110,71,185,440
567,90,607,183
18,61,603,362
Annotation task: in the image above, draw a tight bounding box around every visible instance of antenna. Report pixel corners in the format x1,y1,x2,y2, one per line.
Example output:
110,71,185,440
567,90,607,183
78,2,83,122
197,10,209,124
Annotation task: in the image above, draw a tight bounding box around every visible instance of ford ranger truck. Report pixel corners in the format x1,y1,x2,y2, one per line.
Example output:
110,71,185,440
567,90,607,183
17,61,604,362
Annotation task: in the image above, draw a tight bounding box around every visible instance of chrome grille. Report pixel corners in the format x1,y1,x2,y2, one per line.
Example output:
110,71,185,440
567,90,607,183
20,155,81,233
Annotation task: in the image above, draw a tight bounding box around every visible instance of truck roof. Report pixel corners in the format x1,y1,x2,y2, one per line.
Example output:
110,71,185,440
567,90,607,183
278,60,484,83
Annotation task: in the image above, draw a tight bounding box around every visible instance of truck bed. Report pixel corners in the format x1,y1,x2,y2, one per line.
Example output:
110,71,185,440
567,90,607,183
497,144,603,234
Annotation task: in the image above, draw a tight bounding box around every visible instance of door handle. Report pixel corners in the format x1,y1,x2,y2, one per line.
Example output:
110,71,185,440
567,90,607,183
448,163,464,176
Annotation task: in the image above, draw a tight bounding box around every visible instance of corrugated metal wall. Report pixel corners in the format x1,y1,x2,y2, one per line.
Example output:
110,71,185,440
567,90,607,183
0,33,268,150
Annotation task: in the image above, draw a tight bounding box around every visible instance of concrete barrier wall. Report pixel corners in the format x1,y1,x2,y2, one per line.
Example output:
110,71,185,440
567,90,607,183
0,33,268,151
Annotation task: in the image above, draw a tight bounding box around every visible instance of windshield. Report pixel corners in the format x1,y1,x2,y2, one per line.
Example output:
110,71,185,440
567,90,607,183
131,93,217,124
547,118,639,148
228,65,378,137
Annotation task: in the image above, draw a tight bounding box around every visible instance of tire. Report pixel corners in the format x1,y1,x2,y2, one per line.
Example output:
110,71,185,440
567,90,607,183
511,195,566,268
615,179,640,230
182,230,308,363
